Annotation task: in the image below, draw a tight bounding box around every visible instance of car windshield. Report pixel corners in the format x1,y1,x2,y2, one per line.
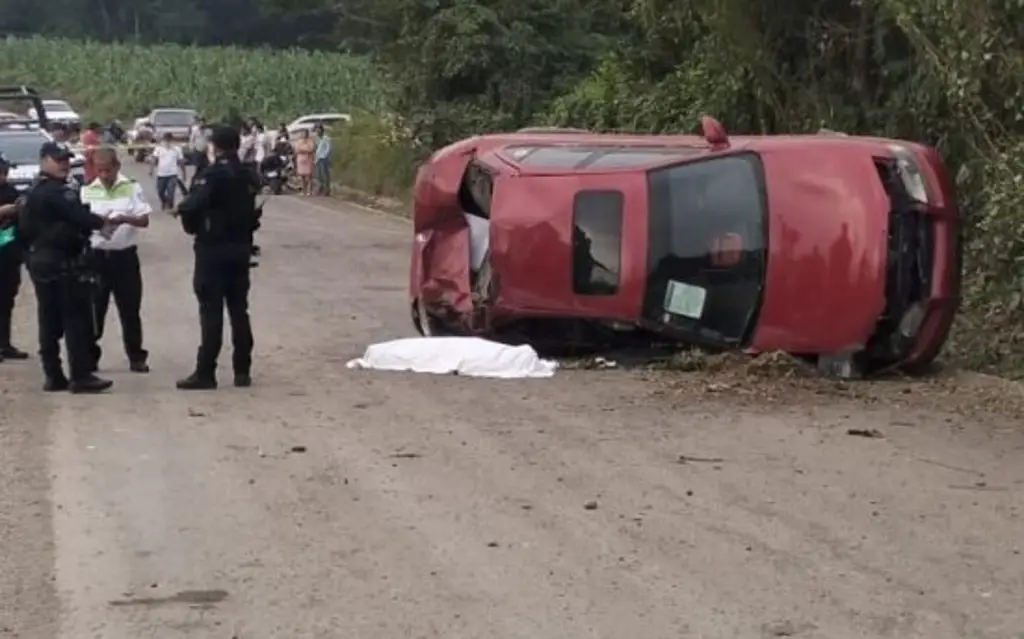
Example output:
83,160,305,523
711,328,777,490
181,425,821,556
0,133,45,165
44,101,72,111
643,153,768,346
153,111,194,126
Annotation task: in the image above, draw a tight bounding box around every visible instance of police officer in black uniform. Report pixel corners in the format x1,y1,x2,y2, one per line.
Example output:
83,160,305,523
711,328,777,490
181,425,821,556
0,155,29,362
175,126,258,390
19,142,130,392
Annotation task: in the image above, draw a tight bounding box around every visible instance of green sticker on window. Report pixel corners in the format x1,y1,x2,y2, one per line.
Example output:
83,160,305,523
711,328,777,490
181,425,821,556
663,280,706,319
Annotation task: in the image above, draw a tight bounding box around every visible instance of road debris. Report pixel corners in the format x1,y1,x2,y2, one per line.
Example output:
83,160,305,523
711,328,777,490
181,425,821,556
390,452,422,459
846,428,884,438
677,454,725,464
583,500,599,510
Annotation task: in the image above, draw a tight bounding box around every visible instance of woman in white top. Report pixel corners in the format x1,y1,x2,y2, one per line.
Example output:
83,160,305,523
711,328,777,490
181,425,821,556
253,124,267,165
238,125,255,163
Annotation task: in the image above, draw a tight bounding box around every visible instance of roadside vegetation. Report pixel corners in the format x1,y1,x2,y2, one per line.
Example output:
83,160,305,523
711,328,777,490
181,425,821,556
2,0,1023,375
0,37,388,125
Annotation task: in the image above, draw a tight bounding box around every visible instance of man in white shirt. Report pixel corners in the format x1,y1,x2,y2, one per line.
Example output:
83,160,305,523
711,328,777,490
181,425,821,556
81,147,152,373
148,132,184,211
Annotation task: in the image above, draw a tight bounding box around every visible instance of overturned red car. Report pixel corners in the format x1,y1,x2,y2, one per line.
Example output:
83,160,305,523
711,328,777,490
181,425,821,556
409,117,961,375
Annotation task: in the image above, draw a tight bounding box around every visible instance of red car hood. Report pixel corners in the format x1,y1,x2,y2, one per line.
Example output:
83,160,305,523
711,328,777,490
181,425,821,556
751,145,890,354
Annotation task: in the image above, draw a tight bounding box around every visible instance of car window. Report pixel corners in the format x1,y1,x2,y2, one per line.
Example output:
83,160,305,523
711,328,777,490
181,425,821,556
572,190,623,295
585,149,700,169
153,111,194,126
44,101,72,111
511,146,593,167
0,133,46,164
644,153,768,344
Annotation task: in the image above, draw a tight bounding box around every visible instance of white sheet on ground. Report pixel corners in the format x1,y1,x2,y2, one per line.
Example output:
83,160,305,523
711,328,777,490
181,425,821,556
346,337,557,378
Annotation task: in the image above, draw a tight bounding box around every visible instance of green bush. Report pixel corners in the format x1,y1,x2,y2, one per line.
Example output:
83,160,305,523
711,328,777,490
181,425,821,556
333,114,420,200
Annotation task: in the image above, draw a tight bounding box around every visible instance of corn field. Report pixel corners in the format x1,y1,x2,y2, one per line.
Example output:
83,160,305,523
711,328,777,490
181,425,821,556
0,36,390,123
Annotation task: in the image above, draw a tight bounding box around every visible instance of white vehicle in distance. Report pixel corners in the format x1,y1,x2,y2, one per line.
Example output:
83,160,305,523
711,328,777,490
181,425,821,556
27,99,81,129
286,112,351,138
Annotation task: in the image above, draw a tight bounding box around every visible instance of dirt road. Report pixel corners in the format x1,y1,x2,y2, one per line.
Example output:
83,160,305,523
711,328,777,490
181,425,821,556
1,165,1022,639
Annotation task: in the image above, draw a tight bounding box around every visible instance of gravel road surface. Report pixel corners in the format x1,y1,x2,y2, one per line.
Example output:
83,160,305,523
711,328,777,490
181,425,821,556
1,163,1022,639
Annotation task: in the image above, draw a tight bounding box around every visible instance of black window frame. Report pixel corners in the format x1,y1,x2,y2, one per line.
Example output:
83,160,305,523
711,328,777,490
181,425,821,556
572,190,625,296
642,151,770,346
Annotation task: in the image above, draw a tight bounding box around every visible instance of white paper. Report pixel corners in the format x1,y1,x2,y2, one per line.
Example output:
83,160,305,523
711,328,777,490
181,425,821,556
663,280,706,319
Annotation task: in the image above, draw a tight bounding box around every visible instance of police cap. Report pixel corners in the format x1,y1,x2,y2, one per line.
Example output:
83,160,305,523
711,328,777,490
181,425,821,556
39,141,73,162
210,125,240,153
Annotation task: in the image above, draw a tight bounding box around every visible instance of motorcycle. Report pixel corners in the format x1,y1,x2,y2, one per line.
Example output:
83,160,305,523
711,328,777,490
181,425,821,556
259,153,294,195
131,125,154,162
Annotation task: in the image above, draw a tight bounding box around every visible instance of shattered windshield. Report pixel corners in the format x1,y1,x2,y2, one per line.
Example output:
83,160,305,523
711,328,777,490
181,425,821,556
643,153,768,345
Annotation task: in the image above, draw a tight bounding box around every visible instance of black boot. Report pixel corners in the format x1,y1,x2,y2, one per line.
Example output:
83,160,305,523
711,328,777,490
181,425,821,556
0,345,28,360
233,372,252,387
69,374,113,394
43,376,69,392
176,372,217,390
129,359,150,373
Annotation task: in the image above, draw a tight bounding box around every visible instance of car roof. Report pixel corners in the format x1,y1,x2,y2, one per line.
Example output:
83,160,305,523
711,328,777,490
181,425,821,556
151,108,196,114
0,126,45,136
464,130,902,174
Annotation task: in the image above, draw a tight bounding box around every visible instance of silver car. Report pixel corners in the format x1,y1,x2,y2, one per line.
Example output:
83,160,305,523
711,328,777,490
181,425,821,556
140,108,197,142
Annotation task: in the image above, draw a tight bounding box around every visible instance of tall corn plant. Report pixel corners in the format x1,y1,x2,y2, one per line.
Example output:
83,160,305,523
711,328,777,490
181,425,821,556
0,36,391,122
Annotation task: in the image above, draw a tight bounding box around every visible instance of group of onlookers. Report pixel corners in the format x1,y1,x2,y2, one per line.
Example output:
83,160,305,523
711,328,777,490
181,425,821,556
142,114,335,209
237,118,333,197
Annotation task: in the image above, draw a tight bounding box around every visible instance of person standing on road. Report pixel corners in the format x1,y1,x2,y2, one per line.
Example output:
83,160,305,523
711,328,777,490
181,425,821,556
187,116,208,173
174,125,258,390
19,142,130,393
313,124,332,196
294,129,315,196
149,133,184,211
79,122,102,185
50,124,72,153
0,156,29,362
80,148,151,374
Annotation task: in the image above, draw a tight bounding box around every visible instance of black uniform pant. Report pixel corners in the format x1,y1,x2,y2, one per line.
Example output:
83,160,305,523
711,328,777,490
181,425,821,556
90,247,147,367
0,243,21,348
30,271,93,381
193,244,254,377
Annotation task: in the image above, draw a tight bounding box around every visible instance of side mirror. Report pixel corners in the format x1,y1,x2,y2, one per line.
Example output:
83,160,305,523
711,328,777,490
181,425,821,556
700,115,729,149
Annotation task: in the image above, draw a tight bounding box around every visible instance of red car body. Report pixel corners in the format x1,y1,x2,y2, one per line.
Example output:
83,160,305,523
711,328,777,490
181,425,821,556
410,118,961,373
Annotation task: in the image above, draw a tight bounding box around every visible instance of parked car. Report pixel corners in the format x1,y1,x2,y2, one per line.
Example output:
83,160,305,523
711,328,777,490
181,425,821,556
286,112,350,138
409,117,961,376
135,108,196,142
0,128,86,189
28,99,80,131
